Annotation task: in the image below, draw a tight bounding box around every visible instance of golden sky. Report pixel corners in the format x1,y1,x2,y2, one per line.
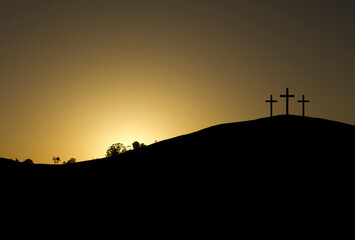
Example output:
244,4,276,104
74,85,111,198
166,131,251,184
1,0,354,163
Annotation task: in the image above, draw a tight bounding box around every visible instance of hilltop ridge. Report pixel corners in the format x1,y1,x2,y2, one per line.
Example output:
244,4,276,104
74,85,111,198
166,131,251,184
51,114,353,178
1,115,354,171
1,114,354,199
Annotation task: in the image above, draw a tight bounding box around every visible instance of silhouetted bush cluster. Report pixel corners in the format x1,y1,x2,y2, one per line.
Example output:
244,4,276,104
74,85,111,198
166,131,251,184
63,158,76,164
132,141,146,150
106,141,146,157
3,158,35,165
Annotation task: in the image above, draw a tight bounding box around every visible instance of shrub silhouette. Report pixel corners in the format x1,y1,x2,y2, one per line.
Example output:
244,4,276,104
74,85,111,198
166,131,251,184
132,141,146,150
23,159,34,165
132,141,140,150
132,141,145,150
63,158,76,164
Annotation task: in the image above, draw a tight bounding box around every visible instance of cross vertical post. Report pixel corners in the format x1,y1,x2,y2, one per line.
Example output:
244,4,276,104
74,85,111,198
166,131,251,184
265,95,277,117
297,94,310,117
280,88,295,115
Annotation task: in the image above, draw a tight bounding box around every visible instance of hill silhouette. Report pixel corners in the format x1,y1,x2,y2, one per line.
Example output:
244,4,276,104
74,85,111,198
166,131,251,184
3,114,353,193
57,114,352,181
2,115,353,232
2,115,354,174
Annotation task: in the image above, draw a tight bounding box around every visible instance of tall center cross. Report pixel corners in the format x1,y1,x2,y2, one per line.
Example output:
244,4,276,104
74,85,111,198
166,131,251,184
297,95,310,116
280,88,295,115
265,95,277,117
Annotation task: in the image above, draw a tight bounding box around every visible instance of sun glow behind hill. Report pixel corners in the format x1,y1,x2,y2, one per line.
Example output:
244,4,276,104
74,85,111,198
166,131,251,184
0,1,354,163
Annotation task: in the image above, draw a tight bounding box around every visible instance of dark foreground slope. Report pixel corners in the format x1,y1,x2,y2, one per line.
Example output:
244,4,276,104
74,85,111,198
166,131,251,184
4,114,351,186
78,114,352,163
2,114,354,191
124,114,353,162
2,115,354,175
2,115,354,234
72,115,354,180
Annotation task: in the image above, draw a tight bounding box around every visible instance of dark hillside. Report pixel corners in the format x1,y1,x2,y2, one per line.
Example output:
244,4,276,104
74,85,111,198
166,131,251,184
32,114,350,190
2,115,354,181
0,158,22,167
76,115,354,166
2,115,353,229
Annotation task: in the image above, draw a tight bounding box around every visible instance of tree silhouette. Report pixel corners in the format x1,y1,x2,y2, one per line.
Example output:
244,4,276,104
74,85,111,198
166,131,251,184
53,156,60,164
67,158,76,164
132,141,140,150
106,143,127,157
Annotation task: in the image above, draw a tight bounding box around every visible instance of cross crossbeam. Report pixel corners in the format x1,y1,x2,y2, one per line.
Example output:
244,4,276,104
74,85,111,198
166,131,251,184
280,88,295,115
265,95,277,117
297,95,310,116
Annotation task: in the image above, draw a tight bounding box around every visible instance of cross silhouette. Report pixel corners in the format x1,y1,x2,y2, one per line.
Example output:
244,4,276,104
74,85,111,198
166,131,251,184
280,88,295,115
265,95,277,117
297,95,310,117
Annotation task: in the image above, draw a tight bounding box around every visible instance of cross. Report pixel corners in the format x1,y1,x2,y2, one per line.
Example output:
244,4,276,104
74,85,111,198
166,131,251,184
280,88,295,115
297,95,310,117
265,95,277,117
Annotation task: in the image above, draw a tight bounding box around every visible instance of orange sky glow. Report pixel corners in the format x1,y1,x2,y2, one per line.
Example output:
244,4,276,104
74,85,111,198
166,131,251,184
0,1,354,163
